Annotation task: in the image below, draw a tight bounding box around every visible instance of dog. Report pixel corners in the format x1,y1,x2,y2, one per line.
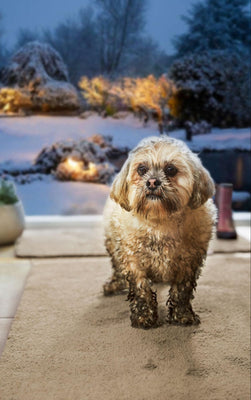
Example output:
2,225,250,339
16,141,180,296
103,136,216,329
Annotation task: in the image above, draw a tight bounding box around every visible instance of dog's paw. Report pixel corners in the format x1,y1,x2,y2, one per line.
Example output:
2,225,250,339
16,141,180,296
130,311,158,329
130,298,158,329
103,280,127,296
167,308,200,326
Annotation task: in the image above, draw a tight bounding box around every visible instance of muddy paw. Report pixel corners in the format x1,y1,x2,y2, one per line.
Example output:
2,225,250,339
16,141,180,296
167,308,200,326
103,280,127,296
130,299,158,329
130,310,158,329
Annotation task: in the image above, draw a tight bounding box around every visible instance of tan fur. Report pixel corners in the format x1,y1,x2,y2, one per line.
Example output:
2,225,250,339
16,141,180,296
103,136,216,329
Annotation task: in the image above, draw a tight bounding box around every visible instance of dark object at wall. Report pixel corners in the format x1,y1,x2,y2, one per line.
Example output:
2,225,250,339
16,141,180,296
215,183,237,240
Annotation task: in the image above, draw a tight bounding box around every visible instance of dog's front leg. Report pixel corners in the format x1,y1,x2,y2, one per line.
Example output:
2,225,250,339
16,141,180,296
127,274,158,329
166,280,200,325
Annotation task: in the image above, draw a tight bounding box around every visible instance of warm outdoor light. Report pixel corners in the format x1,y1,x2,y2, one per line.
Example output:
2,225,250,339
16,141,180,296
66,158,83,171
55,158,100,182
87,162,98,175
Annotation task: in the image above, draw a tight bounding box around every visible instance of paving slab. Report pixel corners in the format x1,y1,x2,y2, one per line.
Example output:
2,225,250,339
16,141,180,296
0,318,12,356
0,259,31,318
0,259,31,356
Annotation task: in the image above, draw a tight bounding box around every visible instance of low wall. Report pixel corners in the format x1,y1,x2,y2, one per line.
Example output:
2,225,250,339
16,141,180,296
199,151,250,191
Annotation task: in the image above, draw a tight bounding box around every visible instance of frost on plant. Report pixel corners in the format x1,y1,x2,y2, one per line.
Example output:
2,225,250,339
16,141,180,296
168,50,250,127
0,41,80,113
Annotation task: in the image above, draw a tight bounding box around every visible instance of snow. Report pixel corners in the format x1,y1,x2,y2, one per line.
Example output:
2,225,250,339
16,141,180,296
15,176,110,216
0,115,250,215
0,115,250,164
187,129,251,152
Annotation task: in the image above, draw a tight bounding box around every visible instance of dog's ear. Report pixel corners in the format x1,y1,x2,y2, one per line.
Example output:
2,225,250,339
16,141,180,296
188,158,215,209
110,158,132,212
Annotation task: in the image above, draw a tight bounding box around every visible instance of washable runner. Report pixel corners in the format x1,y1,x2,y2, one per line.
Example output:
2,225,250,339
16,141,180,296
15,228,250,258
15,228,106,257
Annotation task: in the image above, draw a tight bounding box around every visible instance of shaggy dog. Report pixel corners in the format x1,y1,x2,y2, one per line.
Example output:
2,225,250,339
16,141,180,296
103,136,216,329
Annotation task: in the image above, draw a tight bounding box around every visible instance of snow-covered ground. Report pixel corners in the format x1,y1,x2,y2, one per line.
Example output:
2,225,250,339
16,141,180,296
16,176,110,215
0,115,250,162
0,115,250,215
0,115,159,162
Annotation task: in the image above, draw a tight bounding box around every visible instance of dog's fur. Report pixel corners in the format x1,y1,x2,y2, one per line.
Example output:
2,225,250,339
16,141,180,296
103,136,216,329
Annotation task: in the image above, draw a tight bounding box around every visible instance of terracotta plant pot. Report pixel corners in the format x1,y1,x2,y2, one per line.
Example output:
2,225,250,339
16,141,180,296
0,201,25,245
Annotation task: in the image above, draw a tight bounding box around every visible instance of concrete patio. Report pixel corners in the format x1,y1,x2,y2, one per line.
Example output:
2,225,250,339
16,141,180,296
0,214,250,400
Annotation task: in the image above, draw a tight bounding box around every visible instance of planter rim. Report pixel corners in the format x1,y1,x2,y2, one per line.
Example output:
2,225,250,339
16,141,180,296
0,200,22,208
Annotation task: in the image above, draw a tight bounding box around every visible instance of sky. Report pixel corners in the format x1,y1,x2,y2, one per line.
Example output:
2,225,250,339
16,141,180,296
0,0,195,54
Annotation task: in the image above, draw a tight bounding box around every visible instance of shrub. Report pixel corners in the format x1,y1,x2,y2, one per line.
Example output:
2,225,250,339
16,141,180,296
121,75,176,121
79,76,111,113
79,75,176,126
0,87,32,113
168,50,250,127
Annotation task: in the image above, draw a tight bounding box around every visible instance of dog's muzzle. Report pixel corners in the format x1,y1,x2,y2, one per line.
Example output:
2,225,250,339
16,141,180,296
146,178,161,191
146,178,162,200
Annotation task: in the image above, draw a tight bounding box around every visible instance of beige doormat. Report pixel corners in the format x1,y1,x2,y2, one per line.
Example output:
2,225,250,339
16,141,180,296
209,233,250,253
0,255,250,400
15,227,106,257
15,228,250,258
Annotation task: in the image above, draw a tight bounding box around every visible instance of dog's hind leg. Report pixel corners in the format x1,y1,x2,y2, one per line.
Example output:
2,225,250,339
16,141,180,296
103,236,128,296
103,261,128,296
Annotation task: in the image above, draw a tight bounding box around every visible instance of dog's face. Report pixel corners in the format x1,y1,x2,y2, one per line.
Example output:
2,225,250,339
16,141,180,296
110,137,215,219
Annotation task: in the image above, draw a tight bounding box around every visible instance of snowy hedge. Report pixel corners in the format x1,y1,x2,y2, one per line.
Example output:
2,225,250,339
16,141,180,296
168,50,250,128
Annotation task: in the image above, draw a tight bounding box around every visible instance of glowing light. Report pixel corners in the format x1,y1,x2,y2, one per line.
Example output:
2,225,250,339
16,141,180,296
87,162,98,174
56,157,100,182
66,158,82,170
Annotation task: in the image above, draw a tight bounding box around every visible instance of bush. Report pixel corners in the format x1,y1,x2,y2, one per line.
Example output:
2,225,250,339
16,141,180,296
121,75,176,122
0,87,32,113
79,76,111,113
79,75,176,125
0,42,80,113
168,50,250,127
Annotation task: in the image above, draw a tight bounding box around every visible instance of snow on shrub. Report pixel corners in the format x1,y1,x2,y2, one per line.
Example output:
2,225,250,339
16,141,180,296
2,41,69,86
173,0,250,57
0,41,80,113
168,50,250,128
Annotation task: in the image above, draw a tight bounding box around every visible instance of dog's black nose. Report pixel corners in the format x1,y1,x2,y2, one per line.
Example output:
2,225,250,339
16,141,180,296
146,178,161,190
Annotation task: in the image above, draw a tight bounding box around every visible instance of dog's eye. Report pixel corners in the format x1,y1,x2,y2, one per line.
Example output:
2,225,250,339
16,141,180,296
164,164,178,177
137,165,148,176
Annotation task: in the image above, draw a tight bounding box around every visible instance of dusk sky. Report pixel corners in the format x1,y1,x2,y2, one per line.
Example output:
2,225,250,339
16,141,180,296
0,0,195,54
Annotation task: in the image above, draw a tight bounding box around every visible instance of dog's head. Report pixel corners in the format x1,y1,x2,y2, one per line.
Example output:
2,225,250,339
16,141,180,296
110,137,215,219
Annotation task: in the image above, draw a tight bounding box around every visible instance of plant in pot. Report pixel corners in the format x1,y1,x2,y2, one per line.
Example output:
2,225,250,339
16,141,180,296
0,179,25,245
